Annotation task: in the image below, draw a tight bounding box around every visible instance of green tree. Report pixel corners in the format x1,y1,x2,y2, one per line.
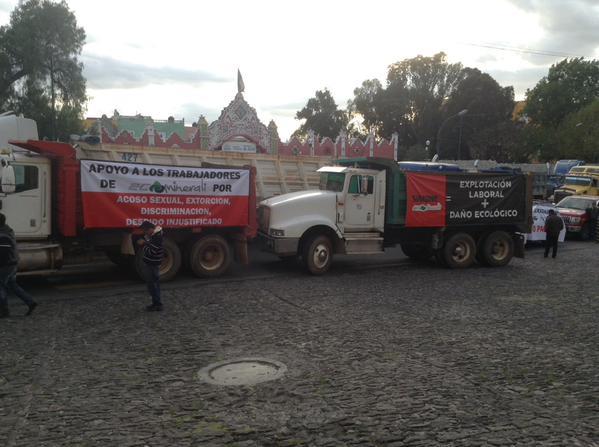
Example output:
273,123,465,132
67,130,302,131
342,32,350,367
350,53,521,160
520,125,558,162
348,79,384,134
468,122,531,163
524,58,599,128
556,99,599,162
439,68,515,159
349,78,411,140
0,0,86,140
294,88,348,139
387,52,464,147
350,53,465,150
399,144,429,161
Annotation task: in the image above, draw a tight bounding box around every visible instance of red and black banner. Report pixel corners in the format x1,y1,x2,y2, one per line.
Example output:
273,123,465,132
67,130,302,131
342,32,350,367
405,174,446,227
406,173,526,228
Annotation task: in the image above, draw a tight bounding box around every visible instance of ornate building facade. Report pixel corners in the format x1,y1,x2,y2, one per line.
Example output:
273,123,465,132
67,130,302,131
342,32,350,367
93,89,398,160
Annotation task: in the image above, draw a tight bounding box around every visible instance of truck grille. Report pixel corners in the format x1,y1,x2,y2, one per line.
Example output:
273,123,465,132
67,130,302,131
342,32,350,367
560,214,580,225
257,205,270,233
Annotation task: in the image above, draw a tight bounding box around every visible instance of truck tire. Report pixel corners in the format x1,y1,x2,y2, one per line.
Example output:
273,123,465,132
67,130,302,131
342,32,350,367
189,234,232,278
135,237,182,282
401,244,433,261
302,234,333,275
443,233,476,269
481,231,514,267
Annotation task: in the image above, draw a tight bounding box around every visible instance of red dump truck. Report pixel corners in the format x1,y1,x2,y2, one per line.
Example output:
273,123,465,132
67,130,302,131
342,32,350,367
2,139,257,280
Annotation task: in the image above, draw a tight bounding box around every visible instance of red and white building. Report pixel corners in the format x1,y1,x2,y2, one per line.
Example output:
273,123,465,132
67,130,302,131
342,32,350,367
90,91,398,160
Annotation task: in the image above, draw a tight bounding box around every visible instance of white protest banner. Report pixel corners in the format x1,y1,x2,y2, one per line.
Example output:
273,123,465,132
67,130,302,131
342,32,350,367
80,160,250,229
527,203,566,242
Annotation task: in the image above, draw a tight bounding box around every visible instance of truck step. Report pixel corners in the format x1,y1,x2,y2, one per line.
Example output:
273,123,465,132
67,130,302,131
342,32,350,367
19,242,61,250
344,235,384,254
342,232,383,239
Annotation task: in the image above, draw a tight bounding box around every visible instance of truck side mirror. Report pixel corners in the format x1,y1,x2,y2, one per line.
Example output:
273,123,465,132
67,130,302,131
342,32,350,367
360,176,369,195
0,163,16,194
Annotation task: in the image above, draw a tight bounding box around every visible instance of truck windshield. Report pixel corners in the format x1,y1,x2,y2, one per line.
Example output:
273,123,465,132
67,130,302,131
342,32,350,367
557,197,597,210
319,172,345,192
564,176,591,186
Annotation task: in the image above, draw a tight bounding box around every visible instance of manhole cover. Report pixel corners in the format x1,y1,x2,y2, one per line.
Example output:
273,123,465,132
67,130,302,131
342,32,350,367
197,358,287,386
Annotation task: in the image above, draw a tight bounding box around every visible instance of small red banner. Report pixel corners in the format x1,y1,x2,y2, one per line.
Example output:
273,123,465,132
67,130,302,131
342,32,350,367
405,173,447,227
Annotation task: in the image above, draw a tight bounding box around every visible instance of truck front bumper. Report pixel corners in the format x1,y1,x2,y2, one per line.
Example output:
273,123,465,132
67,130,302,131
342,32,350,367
259,231,299,256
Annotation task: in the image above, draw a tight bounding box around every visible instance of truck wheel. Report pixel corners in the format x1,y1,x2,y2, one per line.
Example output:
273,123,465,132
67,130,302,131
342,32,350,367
135,237,181,282
302,234,333,275
189,234,232,278
401,244,432,261
580,223,591,241
481,231,514,267
443,233,476,269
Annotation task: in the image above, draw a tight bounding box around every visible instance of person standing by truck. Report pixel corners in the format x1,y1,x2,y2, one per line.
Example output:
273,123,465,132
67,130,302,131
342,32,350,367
0,213,37,318
137,221,165,312
544,209,564,259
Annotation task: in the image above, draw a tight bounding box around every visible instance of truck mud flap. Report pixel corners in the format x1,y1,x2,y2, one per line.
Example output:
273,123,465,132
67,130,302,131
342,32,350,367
513,234,525,258
232,234,249,265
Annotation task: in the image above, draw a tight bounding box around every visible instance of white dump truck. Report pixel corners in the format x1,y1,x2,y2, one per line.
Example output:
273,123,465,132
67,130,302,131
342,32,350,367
259,158,533,274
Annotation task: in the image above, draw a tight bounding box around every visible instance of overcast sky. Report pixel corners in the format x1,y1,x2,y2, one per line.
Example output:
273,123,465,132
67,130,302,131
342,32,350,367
1,0,599,139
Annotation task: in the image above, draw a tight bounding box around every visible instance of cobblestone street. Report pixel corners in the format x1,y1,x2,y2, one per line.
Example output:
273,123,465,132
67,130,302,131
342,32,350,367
1,243,598,446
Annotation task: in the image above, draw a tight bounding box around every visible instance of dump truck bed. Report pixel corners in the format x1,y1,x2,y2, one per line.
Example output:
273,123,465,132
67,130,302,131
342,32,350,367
338,157,533,232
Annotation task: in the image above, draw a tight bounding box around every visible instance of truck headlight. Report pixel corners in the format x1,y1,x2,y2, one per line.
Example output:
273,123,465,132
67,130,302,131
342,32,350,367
270,228,285,237
570,216,581,224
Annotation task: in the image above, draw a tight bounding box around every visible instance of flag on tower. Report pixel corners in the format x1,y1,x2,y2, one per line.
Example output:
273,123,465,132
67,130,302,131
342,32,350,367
237,69,245,93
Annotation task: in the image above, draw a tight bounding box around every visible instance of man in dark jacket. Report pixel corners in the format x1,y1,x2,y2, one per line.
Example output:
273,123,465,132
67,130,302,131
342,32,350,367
0,213,37,318
544,209,564,259
137,221,165,311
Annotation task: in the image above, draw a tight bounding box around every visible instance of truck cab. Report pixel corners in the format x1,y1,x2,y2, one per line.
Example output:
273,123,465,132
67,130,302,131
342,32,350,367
0,114,58,272
553,166,599,203
321,166,386,233
0,114,49,239
259,165,387,273
1,151,52,239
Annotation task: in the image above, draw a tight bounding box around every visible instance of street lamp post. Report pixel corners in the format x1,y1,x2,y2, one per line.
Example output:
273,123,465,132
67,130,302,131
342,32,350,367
457,114,465,160
435,109,468,159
